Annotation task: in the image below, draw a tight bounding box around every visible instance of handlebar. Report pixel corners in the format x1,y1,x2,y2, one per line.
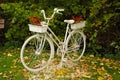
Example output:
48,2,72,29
41,8,64,23
54,8,64,14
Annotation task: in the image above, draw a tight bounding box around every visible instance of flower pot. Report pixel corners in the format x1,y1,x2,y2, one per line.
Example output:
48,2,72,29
28,24,47,33
71,21,86,30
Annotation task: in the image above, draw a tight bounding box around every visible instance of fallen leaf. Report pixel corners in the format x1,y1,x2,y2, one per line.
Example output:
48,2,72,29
7,53,12,57
97,76,103,80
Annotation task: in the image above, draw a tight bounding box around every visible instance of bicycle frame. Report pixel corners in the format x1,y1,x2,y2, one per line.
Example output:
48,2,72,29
47,23,71,48
41,8,71,50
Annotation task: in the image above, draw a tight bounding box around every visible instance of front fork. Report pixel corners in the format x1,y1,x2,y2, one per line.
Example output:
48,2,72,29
35,34,46,55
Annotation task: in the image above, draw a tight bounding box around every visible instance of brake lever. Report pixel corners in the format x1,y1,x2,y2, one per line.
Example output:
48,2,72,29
57,12,63,15
56,9,64,15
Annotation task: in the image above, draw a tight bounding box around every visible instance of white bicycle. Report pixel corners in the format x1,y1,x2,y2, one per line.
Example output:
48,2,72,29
20,8,86,72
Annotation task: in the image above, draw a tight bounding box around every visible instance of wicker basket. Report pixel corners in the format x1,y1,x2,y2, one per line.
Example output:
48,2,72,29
28,24,47,33
71,21,86,30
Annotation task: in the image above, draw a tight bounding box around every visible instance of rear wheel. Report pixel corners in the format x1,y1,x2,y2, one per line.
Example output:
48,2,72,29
66,31,86,61
20,34,54,72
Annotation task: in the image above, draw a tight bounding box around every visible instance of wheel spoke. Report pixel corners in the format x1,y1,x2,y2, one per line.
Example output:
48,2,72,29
66,31,86,61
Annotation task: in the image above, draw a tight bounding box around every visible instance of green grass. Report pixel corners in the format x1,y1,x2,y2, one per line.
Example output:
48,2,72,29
0,48,120,80
0,48,25,80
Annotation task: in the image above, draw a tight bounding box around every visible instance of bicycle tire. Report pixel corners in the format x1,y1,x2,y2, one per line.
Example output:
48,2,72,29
20,34,54,72
66,30,86,61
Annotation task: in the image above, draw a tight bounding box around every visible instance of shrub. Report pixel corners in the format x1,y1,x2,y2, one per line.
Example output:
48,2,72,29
1,0,120,56
0,2,42,45
86,0,120,55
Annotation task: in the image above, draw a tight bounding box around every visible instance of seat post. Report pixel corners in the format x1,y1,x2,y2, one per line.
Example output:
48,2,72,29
64,23,70,44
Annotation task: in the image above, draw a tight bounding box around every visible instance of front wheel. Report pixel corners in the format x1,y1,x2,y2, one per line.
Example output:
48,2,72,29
66,30,86,61
20,34,54,72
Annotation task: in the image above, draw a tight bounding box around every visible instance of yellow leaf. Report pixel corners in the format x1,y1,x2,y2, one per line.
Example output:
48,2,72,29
24,56,28,60
3,74,8,78
89,55,94,57
54,69,67,75
0,72,2,75
100,63,104,65
73,53,79,57
76,69,80,74
9,71,13,74
7,53,12,57
97,76,103,80
83,74,91,78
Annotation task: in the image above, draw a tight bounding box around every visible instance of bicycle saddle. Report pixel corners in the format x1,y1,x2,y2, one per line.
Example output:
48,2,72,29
64,20,75,24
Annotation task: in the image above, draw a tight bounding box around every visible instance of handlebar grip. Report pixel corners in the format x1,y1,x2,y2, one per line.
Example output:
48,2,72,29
41,10,44,13
54,8,64,13
57,9,64,12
